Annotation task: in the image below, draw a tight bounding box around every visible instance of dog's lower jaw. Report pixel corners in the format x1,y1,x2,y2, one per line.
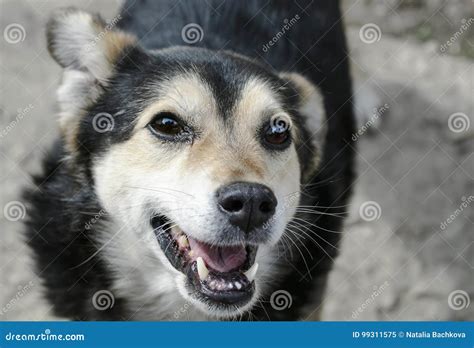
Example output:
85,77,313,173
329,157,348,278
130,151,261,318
175,274,261,320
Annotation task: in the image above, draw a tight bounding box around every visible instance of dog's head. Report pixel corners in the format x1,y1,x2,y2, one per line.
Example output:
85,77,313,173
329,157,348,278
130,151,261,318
48,9,326,318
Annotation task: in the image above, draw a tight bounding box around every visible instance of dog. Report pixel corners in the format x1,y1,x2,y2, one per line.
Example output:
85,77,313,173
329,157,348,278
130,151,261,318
24,0,355,320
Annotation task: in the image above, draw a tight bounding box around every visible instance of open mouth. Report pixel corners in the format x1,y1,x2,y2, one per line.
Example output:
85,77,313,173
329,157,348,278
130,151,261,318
151,216,258,308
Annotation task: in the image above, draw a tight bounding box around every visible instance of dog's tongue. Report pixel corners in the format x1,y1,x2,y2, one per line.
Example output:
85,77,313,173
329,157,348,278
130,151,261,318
188,237,246,273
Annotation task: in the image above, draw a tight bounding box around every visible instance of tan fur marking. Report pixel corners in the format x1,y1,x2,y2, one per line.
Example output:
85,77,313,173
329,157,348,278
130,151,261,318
134,74,219,131
103,31,136,64
61,120,81,154
233,77,282,125
241,156,264,178
279,72,314,104
279,72,326,181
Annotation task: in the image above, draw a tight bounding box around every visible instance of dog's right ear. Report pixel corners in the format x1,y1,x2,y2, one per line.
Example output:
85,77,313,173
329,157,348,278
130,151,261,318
47,8,137,153
47,7,136,81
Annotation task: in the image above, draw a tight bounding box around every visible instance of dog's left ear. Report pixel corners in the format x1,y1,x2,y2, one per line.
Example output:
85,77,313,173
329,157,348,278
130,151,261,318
279,72,327,178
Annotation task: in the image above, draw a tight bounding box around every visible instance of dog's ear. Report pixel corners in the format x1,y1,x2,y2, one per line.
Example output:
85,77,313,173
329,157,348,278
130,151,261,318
47,8,136,154
280,72,327,178
47,7,135,81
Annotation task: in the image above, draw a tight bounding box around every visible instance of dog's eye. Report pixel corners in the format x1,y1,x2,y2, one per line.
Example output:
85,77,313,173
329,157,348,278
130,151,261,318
265,127,289,145
263,116,291,147
148,113,188,139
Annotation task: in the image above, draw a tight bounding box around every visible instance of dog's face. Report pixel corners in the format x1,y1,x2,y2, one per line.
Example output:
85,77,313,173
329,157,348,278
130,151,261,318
48,9,326,318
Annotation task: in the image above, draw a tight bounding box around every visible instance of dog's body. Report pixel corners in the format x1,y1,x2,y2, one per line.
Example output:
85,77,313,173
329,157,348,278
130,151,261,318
25,0,355,320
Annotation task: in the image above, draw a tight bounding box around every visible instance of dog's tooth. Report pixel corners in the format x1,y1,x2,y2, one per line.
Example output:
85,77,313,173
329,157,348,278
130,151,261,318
244,263,258,282
196,257,209,280
178,235,189,248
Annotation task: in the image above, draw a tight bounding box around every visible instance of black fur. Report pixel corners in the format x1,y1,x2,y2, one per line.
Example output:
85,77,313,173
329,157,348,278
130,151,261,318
25,0,355,320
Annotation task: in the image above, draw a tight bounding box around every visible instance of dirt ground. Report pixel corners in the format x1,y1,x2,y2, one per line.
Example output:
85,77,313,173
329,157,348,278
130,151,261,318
1,0,472,320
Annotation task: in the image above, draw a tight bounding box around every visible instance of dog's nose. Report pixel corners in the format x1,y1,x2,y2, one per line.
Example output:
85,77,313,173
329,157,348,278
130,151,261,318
216,182,277,232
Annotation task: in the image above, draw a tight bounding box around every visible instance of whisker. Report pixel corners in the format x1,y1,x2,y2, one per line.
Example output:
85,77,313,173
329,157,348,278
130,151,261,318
295,209,346,218
287,221,330,252
291,217,345,234
285,227,314,260
287,222,336,262
289,220,340,251
283,229,311,276
296,203,350,209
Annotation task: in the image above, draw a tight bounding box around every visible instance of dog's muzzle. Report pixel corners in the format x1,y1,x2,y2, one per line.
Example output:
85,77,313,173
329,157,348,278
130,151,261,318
151,182,277,312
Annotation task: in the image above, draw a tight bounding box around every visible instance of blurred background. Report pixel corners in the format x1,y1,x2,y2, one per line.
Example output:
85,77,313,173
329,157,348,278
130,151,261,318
1,0,472,320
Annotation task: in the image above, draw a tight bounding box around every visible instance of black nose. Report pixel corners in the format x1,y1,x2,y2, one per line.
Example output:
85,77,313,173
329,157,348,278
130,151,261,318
216,182,277,232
